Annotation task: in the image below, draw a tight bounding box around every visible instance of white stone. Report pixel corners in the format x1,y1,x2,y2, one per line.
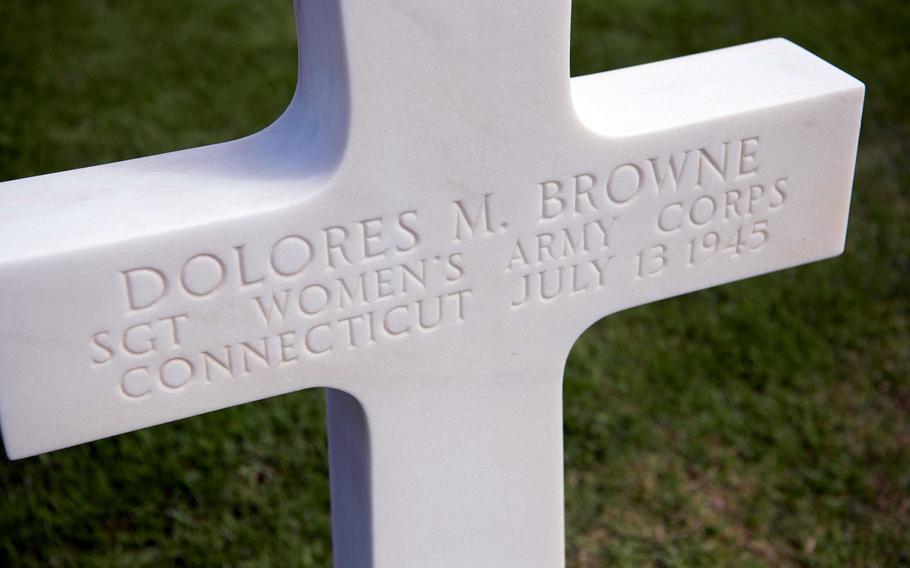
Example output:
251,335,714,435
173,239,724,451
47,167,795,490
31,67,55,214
0,2,863,567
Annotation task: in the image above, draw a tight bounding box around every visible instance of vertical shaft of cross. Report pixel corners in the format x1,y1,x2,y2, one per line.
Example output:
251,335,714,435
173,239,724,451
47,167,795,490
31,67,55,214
325,361,568,568
283,1,575,172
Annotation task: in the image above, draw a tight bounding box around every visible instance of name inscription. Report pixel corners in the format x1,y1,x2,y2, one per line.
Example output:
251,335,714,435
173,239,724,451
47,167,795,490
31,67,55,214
88,135,791,399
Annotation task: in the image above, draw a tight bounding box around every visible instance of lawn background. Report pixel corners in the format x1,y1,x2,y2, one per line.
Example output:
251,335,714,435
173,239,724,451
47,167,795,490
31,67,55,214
0,1,907,566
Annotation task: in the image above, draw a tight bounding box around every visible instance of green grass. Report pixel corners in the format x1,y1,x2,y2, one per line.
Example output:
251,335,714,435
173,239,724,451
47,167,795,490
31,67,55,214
1,0,908,566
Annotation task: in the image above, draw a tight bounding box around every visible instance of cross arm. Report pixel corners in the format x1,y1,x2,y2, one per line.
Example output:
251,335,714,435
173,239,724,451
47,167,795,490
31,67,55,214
0,30,862,464
528,39,864,339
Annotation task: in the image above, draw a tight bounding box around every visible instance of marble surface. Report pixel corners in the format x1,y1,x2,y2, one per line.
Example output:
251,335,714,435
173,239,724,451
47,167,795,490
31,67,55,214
0,2,863,567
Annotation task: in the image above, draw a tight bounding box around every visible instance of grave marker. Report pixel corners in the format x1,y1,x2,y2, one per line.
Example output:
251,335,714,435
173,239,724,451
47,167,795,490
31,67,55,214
0,1,863,566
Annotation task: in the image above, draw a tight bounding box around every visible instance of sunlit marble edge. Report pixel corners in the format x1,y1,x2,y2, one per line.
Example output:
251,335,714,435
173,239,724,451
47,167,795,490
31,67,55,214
0,39,862,267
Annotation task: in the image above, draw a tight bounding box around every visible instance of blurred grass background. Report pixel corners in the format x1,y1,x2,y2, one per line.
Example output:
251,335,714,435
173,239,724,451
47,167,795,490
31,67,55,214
0,0,907,566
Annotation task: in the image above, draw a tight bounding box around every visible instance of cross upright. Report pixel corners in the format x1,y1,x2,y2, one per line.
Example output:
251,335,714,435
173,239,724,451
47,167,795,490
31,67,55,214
0,1,863,567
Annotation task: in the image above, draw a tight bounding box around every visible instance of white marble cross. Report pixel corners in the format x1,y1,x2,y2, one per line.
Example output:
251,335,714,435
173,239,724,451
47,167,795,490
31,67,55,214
0,1,863,566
